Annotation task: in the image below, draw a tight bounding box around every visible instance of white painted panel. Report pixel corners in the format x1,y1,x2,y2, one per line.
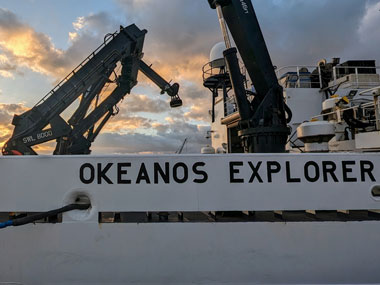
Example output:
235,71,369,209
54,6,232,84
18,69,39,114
285,88,323,126
211,98,228,150
0,222,380,284
356,131,380,149
0,154,379,212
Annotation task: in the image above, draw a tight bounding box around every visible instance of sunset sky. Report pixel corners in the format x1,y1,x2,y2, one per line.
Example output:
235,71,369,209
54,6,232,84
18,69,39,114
0,0,379,154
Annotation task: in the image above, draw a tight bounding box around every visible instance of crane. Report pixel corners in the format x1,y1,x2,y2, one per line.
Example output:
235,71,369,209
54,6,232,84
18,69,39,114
207,0,292,153
2,24,182,155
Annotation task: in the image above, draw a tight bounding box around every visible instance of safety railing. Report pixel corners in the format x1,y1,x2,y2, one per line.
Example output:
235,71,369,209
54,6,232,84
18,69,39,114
330,66,380,89
34,31,119,107
312,101,375,121
311,86,380,131
202,60,247,84
202,61,224,82
275,65,323,89
224,95,238,117
359,86,380,130
275,65,380,90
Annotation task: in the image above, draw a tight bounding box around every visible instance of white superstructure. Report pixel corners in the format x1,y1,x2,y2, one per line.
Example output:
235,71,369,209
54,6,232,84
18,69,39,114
209,60,380,154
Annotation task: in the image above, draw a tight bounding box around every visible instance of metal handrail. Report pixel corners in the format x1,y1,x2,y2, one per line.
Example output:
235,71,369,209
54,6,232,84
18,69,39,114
275,65,319,77
224,96,238,116
359,86,380,96
202,60,247,83
276,65,323,88
202,62,225,82
312,102,375,120
276,65,380,90
331,65,380,88
34,31,119,107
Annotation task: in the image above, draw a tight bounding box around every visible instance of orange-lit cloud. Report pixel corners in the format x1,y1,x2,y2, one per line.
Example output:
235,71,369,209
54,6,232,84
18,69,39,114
0,54,16,78
140,54,209,87
0,9,116,79
184,105,211,122
122,94,170,113
103,115,153,133
0,9,68,77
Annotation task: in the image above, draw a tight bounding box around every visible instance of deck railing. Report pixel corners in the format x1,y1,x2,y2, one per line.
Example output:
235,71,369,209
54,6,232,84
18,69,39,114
34,31,119,107
275,65,323,88
275,65,380,89
224,96,238,117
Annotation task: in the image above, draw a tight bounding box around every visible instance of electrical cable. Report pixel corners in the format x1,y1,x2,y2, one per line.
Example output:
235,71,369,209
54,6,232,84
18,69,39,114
0,203,91,229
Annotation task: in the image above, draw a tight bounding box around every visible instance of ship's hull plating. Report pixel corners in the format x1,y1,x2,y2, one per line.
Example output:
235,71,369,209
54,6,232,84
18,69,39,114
1,221,380,284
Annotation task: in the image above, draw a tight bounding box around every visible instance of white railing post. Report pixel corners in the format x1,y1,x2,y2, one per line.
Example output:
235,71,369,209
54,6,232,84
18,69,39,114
296,66,300,88
355,67,359,88
333,66,337,87
318,66,323,89
374,93,380,131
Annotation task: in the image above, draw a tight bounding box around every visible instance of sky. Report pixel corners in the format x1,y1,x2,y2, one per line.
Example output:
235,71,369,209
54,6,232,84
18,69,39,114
0,0,379,154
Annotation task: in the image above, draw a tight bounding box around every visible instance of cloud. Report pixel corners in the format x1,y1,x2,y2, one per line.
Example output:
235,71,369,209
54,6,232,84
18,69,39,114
92,132,179,154
116,0,219,57
0,9,119,79
360,1,380,36
352,1,380,61
92,120,210,154
252,0,378,66
184,105,210,122
115,0,379,71
0,54,17,78
103,114,153,133
122,94,170,113
1,1,378,80
0,8,67,77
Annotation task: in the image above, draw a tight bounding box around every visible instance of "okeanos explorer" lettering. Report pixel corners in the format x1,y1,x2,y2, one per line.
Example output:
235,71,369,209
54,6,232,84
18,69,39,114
79,160,376,185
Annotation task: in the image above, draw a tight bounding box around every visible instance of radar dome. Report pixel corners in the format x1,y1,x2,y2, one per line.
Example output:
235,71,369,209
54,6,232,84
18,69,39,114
209,42,226,69
210,42,226,62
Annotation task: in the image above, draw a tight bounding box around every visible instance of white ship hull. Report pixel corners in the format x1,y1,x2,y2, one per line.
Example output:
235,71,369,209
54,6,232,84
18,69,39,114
2,221,380,284
1,154,380,284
